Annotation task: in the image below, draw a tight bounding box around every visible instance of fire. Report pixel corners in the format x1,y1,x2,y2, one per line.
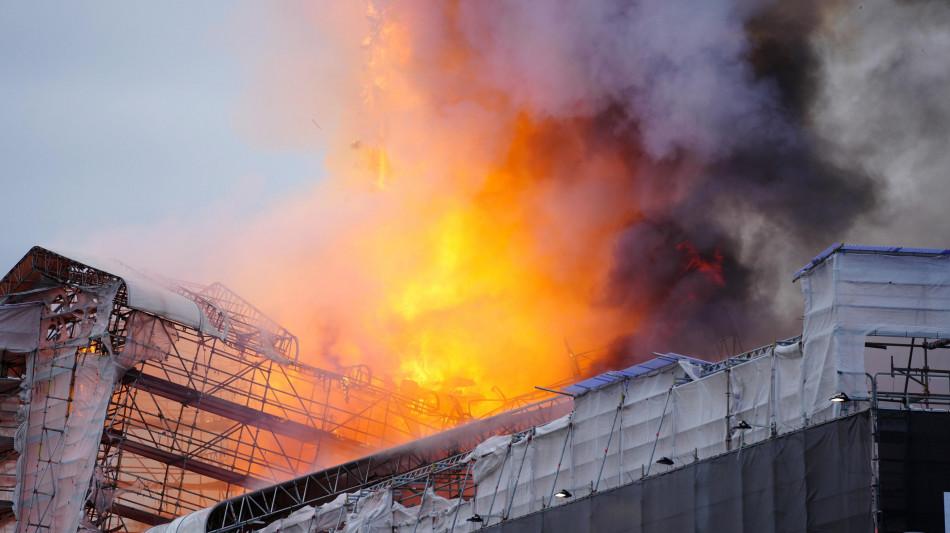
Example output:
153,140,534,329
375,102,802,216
676,241,726,287
340,111,639,402
223,3,728,412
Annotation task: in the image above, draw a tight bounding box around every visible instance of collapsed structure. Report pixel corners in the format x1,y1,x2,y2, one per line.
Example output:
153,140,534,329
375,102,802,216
2,244,949,532
0,248,562,532
151,244,950,533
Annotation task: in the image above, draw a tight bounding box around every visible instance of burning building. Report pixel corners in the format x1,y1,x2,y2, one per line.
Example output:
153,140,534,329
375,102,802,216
130,244,948,533
0,247,569,532
3,0,947,531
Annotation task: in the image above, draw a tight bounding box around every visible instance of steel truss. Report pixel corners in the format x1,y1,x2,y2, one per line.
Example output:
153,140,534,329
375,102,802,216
0,247,517,531
206,395,570,532
864,335,950,409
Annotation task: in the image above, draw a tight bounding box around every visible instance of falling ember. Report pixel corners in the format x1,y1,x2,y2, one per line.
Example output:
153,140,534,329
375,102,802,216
220,0,879,408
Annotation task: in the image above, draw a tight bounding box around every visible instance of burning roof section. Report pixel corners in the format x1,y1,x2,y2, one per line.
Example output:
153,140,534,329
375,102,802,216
0,247,505,532
179,243,950,533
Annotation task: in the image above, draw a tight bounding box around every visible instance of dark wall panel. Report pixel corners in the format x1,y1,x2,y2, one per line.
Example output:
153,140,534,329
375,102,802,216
482,413,872,533
878,409,950,533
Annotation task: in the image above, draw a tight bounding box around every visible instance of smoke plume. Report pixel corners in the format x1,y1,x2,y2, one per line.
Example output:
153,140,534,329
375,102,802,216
85,0,950,403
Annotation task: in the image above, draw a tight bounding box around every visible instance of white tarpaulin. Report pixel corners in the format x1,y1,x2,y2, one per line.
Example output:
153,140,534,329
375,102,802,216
0,303,42,352
799,250,950,422
146,508,211,533
11,281,122,533
149,246,950,532
46,247,224,338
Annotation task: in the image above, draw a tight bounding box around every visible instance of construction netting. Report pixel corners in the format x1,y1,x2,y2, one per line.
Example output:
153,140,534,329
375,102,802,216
3,281,120,533
5,245,949,531
799,249,950,424
168,248,950,533
154,345,810,533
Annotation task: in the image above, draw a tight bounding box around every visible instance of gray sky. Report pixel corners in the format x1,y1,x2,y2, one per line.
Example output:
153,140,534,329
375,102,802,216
0,3,319,270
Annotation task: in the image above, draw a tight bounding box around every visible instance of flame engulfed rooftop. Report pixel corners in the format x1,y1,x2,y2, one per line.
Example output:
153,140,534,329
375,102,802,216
0,247,571,531
150,244,950,533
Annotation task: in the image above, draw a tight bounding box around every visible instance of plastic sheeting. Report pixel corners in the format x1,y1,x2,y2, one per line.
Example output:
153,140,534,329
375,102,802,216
471,415,573,524
45,247,224,338
468,351,807,529
0,303,42,352
799,250,950,423
155,247,950,532
146,508,212,533
233,351,809,532
259,506,318,533
2,278,195,533
12,281,122,533
478,413,873,533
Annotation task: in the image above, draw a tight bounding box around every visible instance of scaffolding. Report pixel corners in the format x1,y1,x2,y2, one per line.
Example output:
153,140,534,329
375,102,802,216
201,332,949,533
183,244,950,533
204,394,570,532
0,247,512,532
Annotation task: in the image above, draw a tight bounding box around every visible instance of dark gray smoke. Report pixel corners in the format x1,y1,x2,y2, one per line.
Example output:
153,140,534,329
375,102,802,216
467,0,883,363
410,0,940,364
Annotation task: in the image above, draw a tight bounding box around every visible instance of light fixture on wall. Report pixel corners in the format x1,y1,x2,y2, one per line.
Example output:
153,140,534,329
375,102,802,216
656,457,674,466
830,392,850,403
729,420,752,431
554,489,573,498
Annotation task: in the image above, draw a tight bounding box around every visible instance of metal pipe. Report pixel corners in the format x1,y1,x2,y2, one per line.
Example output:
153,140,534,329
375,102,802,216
411,474,432,533
484,441,511,527
533,386,575,397
595,383,627,491
645,386,674,477
505,433,532,519
448,461,473,533
546,421,573,507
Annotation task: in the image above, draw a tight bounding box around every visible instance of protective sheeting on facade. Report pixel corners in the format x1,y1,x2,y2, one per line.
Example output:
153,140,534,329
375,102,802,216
0,249,262,532
217,245,950,533
2,278,124,533
143,509,212,533
43,248,224,339
2,247,537,532
478,413,873,533
0,303,42,352
461,346,806,529
798,245,950,424
215,345,802,533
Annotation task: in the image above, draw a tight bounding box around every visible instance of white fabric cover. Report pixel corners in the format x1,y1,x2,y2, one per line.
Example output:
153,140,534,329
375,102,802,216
15,347,116,533
7,280,202,533
0,303,42,352
47,247,224,338
314,493,352,531
773,342,804,432
12,281,122,533
145,508,211,533
391,489,453,533
151,249,950,531
342,489,393,533
257,506,317,533
800,252,950,422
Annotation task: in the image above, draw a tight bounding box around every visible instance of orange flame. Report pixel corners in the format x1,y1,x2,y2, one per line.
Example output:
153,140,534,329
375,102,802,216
224,3,650,409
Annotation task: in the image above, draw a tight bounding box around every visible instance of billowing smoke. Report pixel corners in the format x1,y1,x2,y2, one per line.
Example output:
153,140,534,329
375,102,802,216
393,0,879,364
83,0,949,400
